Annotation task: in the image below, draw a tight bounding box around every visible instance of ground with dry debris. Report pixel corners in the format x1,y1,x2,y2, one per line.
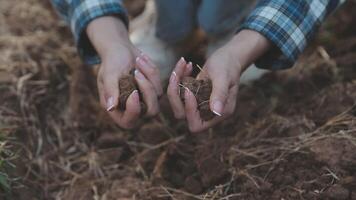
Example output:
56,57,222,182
1,0,356,199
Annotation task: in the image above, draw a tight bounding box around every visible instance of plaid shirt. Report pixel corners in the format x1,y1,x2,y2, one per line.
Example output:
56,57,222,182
51,0,345,70
51,0,128,65
240,0,345,69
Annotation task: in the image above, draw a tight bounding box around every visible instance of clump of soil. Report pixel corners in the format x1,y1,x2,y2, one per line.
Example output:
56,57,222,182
180,77,215,121
118,74,147,114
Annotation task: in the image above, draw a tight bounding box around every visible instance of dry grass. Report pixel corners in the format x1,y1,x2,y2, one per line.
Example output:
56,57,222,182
1,0,356,199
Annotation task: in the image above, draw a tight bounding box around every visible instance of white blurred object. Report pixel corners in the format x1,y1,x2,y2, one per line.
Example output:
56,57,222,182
130,0,178,81
130,0,268,84
240,64,269,84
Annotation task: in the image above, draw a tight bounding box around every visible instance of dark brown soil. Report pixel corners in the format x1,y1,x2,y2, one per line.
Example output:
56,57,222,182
118,74,147,114
1,0,356,200
180,77,215,121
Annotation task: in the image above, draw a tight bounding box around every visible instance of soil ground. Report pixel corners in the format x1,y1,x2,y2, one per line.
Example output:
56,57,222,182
1,0,356,199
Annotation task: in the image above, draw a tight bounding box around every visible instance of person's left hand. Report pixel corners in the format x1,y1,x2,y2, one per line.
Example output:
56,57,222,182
167,30,271,133
167,45,243,133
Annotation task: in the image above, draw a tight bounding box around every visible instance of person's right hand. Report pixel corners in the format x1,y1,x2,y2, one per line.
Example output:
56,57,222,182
167,30,271,133
87,16,163,129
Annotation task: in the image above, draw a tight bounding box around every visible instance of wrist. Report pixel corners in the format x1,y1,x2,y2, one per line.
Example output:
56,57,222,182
87,16,133,59
100,42,135,63
225,29,271,72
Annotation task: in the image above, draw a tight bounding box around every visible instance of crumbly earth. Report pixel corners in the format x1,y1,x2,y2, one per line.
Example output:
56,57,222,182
1,0,356,199
118,74,147,114
180,77,215,121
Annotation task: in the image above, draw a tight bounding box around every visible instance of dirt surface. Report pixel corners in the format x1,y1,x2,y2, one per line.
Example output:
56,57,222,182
180,77,215,121
1,0,356,199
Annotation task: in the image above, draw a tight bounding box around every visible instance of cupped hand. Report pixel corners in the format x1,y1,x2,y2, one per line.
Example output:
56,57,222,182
97,46,163,129
88,16,163,129
167,46,243,133
167,30,271,133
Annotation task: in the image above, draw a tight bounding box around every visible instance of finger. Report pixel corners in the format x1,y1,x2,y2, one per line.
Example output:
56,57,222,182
202,86,239,130
97,76,107,109
120,90,141,128
98,72,125,128
102,71,120,112
141,52,157,70
167,71,185,119
183,62,193,76
209,74,230,117
108,90,140,129
223,84,239,116
134,69,160,117
136,54,163,96
184,88,205,132
173,57,187,77
202,86,238,130
185,86,229,133
167,57,187,119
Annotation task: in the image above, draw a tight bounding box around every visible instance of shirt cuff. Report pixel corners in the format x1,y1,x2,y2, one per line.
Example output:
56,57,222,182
239,0,333,70
70,0,128,65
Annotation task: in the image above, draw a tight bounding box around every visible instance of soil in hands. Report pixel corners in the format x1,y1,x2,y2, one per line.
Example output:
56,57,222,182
179,77,215,121
118,74,147,114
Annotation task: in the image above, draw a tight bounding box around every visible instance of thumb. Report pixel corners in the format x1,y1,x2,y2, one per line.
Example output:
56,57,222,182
209,75,230,116
103,74,119,112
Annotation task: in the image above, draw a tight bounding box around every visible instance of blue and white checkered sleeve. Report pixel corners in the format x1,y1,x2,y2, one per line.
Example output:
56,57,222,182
51,0,128,65
239,0,345,70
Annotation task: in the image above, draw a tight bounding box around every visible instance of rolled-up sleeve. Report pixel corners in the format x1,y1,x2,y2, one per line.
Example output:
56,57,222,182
239,0,345,70
51,0,128,65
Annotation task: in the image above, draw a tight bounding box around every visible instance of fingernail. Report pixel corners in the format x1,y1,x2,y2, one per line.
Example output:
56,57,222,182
170,71,177,83
106,97,115,111
187,62,192,71
141,53,150,61
179,57,186,64
212,100,223,116
137,56,151,68
131,90,139,102
134,69,145,80
137,57,145,65
135,57,141,66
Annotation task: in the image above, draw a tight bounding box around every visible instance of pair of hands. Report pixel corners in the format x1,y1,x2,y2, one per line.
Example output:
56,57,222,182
87,17,270,132
97,45,241,132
